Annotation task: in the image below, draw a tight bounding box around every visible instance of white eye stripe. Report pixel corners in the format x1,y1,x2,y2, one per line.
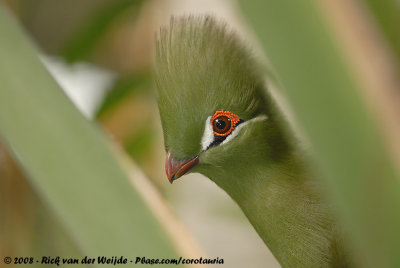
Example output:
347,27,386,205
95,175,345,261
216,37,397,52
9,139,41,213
222,114,268,145
200,114,268,151
201,116,213,151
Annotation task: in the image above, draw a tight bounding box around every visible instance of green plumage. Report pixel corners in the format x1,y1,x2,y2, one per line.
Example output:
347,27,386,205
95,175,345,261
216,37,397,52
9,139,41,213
155,16,352,267
156,16,269,160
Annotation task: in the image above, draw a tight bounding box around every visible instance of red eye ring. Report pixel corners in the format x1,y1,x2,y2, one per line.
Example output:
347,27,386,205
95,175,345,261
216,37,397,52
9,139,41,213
211,111,241,137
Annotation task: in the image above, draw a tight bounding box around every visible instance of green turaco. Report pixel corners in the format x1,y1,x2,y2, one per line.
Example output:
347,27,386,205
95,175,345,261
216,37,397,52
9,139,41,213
155,16,352,267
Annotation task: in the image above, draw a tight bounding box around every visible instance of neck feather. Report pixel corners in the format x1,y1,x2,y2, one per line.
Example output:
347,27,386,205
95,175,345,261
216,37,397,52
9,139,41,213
203,143,348,267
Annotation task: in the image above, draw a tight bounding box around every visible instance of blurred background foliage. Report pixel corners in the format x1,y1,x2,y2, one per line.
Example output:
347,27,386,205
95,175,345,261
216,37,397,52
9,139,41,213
9,0,158,174
0,0,399,267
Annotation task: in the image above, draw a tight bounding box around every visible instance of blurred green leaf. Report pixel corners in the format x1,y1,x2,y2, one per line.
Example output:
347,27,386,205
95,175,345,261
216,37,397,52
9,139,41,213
124,123,154,163
0,4,178,260
239,1,400,267
362,0,400,66
96,73,150,118
62,0,143,63
32,200,84,259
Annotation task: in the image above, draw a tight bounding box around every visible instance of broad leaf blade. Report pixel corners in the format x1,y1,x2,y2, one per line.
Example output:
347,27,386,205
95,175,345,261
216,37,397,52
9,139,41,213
239,1,400,267
0,5,177,260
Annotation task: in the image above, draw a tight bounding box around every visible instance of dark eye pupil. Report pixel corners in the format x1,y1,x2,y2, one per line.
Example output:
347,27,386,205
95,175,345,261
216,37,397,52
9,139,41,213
215,119,226,129
212,116,231,135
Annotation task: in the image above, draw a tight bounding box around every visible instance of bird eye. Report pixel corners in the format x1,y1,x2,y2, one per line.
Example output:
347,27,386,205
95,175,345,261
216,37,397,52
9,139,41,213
211,111,241,136
213,116,231,134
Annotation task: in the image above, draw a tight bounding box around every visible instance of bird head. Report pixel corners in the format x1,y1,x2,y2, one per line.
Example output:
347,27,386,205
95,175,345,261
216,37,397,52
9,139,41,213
155,16,284,185
155,18,344,266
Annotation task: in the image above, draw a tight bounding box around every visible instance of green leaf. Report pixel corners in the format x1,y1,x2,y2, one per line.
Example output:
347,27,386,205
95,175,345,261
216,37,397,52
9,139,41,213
239,1,400,267
0,4,178,260
62,0,143,63
361,0,400,66
96,73,150,118
124,123,154,162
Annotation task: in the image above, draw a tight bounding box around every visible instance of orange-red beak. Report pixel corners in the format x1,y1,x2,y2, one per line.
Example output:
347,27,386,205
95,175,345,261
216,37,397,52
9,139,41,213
165,152,199,183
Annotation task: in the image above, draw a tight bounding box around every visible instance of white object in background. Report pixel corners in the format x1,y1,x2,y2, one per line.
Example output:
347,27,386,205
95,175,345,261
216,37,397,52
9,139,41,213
41,56,115,119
